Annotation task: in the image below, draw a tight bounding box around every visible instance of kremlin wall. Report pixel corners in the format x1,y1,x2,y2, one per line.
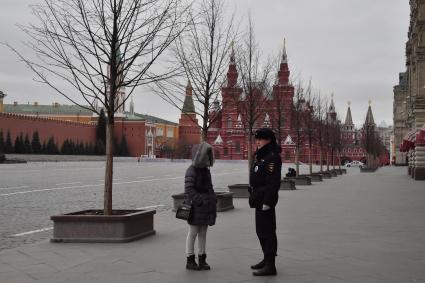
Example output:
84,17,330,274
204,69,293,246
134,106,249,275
0,96,179,158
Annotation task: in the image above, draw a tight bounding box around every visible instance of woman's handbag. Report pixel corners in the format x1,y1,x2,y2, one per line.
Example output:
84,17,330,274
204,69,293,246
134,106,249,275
176,201,193,221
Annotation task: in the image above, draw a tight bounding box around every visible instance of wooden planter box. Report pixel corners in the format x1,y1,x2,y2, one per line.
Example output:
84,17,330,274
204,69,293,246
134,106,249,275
280,179,296,190
228,184,250,198
327,170,338,177
283,176,312,185
360,167,378,173
51,209,156,243
319,171,332,179
330,169,342,175
310,174,323,181
300,174,323,182
414,167,425,180
341,169,347,174
171,192,234,212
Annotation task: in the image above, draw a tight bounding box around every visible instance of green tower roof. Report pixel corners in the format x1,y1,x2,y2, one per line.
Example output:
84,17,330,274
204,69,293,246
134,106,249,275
182,81,195,114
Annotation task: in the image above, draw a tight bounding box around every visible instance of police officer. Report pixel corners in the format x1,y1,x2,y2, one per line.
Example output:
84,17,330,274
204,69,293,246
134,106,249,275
249,128,282,276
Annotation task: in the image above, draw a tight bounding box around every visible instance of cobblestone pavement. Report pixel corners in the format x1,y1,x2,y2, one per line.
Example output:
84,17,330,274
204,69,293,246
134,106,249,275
1,160,307,251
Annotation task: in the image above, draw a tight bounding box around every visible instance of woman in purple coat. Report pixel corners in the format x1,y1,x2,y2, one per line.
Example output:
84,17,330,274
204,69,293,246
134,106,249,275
184,143,217,271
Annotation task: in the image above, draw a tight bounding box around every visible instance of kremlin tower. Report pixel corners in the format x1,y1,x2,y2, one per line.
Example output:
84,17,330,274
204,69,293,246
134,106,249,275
178,81,201,155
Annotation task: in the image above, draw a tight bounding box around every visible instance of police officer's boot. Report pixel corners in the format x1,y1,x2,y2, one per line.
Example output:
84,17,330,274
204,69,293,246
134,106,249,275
250,259,266,270
252,257,277,276
198,254,211,270
186,255,200,270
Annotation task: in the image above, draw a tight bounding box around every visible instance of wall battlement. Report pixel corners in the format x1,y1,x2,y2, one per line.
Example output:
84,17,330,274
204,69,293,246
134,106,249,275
0,112,97,146
0,112,95,127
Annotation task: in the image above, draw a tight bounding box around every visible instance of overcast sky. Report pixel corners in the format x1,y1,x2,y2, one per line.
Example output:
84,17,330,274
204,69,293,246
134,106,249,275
0,0,409,127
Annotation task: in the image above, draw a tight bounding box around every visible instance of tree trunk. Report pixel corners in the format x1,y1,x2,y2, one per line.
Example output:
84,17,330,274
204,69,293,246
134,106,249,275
247,134,253,173
338,150,341,170
201,128,206,143
104,121,114,215
295,147,299,177
365,152,370,168
332,148,336,170
326,149,330,171
309,144,312,174
319,148,323,172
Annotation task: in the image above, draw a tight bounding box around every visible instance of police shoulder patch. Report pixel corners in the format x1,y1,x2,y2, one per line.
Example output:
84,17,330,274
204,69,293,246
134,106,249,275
268,162,275,173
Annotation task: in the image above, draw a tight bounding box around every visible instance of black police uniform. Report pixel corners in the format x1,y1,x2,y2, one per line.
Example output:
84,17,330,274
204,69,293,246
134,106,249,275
249,140,282,269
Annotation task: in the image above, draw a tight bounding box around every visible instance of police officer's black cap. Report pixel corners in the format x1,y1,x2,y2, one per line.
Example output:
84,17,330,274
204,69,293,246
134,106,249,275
254,128,276,140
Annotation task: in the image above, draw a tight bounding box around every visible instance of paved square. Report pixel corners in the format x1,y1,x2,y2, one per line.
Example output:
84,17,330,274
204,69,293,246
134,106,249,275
1,163,424,282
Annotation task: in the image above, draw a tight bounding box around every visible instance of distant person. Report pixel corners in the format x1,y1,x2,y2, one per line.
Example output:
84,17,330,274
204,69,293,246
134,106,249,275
184,143,217,271
249,128,282,276
286,168,296,177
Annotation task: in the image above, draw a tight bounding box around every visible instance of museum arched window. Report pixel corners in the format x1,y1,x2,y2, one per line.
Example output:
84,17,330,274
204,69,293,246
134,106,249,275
223,147,229,156
284,151,290,160
227,117,232,128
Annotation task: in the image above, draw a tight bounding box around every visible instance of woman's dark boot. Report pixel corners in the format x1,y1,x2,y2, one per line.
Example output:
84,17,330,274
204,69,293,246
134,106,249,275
198,254,211,270
186,255,200,270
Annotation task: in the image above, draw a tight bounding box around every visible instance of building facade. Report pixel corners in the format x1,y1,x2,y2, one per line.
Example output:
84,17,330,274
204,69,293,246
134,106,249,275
393,72,409,164
393,1,425,178
205,44,315,163
405,0,425,132
200,44,379,165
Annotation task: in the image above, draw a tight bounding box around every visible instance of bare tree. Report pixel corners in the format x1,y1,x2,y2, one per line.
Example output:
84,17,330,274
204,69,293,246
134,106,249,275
361,119,384,168
235,15,274,169
153,0,236,142
303,80,317,175
291,82,307,176
323,100,332,171
6,0,188,215
329,114,342,169
314,93,327,172
270,88,285,146
334,119,343,169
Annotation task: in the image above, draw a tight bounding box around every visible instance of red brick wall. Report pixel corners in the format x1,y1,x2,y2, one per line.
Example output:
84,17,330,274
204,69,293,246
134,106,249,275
0,113,150,157
0,112,96,147
114,119,146,157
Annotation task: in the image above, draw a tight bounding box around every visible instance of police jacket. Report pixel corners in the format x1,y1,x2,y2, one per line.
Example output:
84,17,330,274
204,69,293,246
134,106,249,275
249,142,282,209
